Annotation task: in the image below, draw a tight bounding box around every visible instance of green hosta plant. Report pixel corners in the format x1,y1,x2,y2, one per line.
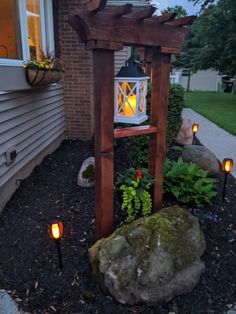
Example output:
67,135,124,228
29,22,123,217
164,157,218,207
117,168,154,223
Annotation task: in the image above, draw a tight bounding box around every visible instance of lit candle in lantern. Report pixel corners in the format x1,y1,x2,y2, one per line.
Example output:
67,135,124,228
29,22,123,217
114,55,149,124
125,95,136,117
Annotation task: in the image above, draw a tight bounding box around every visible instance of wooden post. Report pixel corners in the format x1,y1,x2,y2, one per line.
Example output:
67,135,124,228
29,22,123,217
148,51,171,211
93,49,114,239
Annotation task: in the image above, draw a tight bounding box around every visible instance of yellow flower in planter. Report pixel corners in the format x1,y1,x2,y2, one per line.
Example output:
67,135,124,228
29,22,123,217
24,51,64,86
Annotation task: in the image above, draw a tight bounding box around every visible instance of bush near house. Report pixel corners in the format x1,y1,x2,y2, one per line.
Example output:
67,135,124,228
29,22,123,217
125,83,185,168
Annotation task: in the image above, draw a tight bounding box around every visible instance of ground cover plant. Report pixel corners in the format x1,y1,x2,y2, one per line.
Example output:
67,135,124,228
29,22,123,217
184,91,236,135
164,157,218,207
0,139,235,314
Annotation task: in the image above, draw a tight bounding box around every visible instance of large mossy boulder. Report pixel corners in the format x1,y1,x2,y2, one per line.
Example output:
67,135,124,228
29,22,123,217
182,145,219,176
89,206,206,305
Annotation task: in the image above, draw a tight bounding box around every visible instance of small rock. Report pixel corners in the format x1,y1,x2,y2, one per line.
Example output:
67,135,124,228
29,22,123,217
0,291,29,314
176,119,193,146
89,206,206,305
77,157,95,188
182,145,219,176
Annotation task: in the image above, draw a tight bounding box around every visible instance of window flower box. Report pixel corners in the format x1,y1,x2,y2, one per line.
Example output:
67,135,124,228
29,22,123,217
24,52,63,87
26,68,62,86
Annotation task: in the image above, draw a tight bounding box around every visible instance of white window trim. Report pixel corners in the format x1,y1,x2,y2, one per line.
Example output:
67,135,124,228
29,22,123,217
0,0,54,67
45,0,55,53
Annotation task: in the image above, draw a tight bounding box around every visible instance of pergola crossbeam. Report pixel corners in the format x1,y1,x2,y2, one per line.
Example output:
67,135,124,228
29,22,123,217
69,12,190,52
86,40,123,51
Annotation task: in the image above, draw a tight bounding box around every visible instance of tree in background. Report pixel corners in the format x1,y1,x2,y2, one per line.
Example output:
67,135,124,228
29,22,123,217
172,32,197,91
190,0,236,77
161,5,194,91
161,5,187,18
188,0,216,9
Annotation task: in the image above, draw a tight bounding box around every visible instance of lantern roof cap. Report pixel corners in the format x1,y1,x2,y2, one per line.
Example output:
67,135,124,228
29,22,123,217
116,55,148,78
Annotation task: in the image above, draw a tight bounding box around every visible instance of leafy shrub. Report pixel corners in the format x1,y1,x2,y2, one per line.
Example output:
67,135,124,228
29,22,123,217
167,84,184,145
117,168,154,223
164,157,217,207
124,83,184,168
124,135,149,168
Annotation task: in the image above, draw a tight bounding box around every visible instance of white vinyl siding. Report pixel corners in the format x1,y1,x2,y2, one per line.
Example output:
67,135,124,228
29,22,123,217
114,47,131,75
0,83,65,187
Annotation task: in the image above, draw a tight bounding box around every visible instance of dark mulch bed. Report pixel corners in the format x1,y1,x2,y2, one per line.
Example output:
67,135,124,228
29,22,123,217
0,140,236,314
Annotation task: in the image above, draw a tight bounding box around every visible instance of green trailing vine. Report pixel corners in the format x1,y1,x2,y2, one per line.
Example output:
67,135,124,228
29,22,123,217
117,168,154,223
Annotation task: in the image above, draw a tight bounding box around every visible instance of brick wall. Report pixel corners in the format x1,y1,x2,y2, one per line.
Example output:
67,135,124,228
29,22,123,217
58,0,94,140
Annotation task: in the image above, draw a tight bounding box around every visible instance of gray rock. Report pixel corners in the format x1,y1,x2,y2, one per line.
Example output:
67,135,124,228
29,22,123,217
176,118,193,146
0,291,29,314
182,145,219,176
77,157,95,187
89,206,206,305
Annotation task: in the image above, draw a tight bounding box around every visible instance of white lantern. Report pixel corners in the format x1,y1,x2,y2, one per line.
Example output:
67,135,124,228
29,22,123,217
114,56,149,125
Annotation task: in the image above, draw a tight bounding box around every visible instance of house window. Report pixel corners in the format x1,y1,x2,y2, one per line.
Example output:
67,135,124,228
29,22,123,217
0,0,22,59
0,0,54,66
26,0,43,60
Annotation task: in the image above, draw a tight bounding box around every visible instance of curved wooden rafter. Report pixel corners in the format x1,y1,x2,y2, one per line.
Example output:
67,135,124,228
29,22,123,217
124,6,156,19
166,15,196,26
83,0,107,12
69,0,196,53
147,13,177,24
105,4,133,17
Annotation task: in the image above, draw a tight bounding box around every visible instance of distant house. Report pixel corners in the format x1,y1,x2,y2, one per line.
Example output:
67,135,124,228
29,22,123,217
0,0,150,211
171,69,221,92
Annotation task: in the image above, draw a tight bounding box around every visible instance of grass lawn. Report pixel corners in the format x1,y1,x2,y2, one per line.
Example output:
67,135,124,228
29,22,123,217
184,91,236,135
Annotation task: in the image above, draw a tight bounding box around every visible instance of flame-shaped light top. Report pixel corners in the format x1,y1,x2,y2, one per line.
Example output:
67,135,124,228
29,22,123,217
192,123,199,133
52,223,60,239
222,158,234,173
48,221,63,240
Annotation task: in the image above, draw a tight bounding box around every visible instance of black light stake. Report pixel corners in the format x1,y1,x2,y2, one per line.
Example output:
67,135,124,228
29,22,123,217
222,158,234,201
55,239,63,270
48,221,64,269
192,123,199,144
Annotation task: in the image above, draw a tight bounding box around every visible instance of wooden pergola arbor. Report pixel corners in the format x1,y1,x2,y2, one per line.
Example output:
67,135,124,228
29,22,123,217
69,0,195,240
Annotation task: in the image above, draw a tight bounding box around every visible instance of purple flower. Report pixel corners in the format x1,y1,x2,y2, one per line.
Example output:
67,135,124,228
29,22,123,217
206,214,218,223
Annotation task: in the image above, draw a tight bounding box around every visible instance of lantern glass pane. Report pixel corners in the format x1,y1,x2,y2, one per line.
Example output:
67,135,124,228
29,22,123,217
116,81,137,118
139,81,146,114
